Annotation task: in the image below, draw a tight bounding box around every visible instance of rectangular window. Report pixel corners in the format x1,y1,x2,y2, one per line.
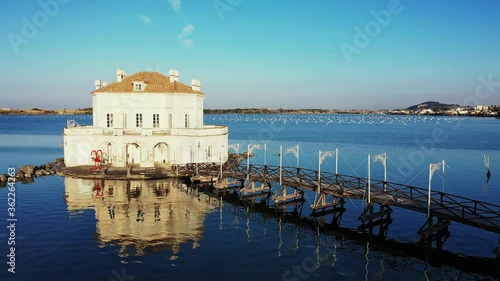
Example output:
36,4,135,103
168,114,172,128
207,145,212,159
136,113,143,128
107,113,113,128
153,114,159,128
134,83,142,91
184,114,189,128
123,114,127,128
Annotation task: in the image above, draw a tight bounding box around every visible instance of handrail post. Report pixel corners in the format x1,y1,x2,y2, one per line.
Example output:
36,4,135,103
298,168,302,186
368,154,371,204
247,164,251,181
246,144,250,180
383,152,387,192
279,146,283,186
317,150,321,194
264,144,267,166
427,163,432,218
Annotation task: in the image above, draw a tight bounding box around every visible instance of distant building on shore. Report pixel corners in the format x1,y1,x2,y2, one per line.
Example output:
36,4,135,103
63,69,228,168
475,105,489,112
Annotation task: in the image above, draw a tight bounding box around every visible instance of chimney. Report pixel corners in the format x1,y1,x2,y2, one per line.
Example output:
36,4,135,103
175,70,179,82
102,81,108,87
169,69,176,82
191,79,200,91
95,79,101,90
116,69,126,82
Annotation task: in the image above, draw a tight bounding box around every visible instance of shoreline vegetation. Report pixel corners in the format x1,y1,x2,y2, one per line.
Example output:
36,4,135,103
1,105,499,117
0,108,92,115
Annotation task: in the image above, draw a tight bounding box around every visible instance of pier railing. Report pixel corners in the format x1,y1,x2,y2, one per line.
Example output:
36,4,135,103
175,163,500,234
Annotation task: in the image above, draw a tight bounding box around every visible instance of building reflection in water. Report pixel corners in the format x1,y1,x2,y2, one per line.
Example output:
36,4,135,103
64,177,218,258
62,177,484,280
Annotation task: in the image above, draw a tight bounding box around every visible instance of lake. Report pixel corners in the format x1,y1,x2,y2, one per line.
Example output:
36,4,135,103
0,114,499,280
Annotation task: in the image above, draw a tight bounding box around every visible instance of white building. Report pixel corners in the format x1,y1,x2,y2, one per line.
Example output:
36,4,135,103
64,69,228,168
475,105,489,111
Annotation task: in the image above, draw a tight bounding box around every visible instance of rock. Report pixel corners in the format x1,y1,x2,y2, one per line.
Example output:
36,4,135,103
0,158,69,183
20,165,34,175
15,171,24,180
22,177,34,184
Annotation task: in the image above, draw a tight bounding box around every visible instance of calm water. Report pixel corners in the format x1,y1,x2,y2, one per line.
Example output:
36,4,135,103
0,114,499,281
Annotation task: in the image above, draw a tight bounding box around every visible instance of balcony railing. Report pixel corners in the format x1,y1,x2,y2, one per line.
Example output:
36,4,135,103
64,125,227,137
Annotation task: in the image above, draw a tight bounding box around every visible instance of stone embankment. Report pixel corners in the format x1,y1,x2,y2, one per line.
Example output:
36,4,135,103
0,153,243,185
0,158,65,185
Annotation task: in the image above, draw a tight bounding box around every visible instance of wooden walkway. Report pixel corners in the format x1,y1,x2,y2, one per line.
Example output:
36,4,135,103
178,163,500,235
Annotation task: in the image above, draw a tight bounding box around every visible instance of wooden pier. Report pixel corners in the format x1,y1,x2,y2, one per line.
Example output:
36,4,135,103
175,163,500,250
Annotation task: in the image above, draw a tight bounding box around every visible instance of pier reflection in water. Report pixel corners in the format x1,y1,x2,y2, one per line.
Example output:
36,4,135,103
64,177,218,258
60,177,496,280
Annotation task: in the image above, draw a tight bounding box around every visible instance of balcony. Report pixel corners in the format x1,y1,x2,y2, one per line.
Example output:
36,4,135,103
64,126,103,136
171,125,228,137
64,125,227,137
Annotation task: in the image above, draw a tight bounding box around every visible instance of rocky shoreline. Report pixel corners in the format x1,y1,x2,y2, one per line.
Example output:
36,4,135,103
0,158,65,186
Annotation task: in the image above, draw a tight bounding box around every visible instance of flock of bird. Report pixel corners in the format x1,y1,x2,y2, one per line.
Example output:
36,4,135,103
22,113,466,126
204,114,464,126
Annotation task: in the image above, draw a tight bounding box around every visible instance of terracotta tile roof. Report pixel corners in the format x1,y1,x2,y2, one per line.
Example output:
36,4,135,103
91,71,204,95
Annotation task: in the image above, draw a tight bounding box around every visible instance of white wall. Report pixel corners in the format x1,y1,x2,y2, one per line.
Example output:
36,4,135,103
92,93,204,130
64,126,228,167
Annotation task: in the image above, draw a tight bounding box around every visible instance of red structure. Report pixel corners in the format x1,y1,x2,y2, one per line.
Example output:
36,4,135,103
91,150,103,170
92,180,103,198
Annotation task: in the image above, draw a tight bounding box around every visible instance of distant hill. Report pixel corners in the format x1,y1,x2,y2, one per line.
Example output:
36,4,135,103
407,101,459,110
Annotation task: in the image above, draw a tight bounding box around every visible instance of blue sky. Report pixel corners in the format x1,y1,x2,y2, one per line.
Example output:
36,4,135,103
1,0,500,109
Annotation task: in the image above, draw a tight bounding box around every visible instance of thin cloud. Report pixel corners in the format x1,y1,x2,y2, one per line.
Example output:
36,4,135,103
169,0,194,47
169,0,182,14
181,39,194,47
177,24,194,39
137,13,152,24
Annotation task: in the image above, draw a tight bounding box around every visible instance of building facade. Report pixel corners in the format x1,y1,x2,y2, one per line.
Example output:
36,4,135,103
64,69,228,168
